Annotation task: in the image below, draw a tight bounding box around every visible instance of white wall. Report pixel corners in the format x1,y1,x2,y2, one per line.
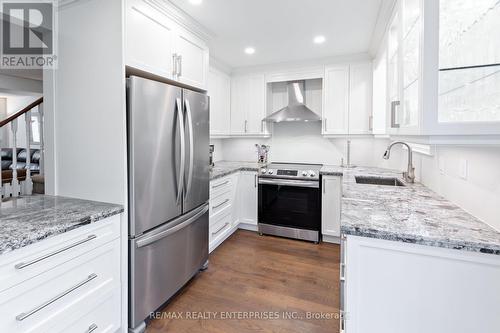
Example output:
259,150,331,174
54,0,126,205
210,139,224,162
218,123,404,167
417,146,500,231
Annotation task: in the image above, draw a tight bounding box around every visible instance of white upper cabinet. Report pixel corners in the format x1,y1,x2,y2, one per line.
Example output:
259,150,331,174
372,46,388,135
323,62,372,136
436,0,500,135
323,65,349,135
125,0,209,90
208,67,231,137
126,0,176,79
377,0,500,138
349,63,373,134
230,74,268,136
174,29,209,89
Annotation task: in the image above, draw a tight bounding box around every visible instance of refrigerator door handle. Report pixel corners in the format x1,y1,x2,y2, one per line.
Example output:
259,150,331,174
184,99,194,200
135,204,208,248
176,97,186,205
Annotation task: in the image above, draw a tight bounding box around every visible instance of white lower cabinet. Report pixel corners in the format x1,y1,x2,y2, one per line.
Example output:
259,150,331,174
209,171,258,252
0,215,122,333
237,172,258,229
342,235,500,333
321,176,342,243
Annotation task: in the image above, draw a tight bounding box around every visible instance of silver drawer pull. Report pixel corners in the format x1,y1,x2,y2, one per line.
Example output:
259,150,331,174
87,323,98,333
212,180,229,189
340,263,346,282
212,199,229,210
16,274,98,321
15,235,97,269
212,223,229,236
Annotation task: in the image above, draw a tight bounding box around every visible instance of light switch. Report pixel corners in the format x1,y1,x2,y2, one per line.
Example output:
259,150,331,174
459,159,468,180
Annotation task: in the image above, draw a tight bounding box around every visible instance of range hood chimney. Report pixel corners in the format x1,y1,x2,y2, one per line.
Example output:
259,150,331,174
264,81,321,123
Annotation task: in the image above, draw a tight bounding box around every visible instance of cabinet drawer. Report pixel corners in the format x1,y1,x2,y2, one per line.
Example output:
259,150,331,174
210,175,233,197
0,238,120,333
209,212,232,245
0,214,120,293
51,287,121,333
209,191,232,217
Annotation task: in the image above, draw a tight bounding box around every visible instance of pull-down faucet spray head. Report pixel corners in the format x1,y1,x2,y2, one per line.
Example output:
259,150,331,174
383,149,391,160
382,141,415,183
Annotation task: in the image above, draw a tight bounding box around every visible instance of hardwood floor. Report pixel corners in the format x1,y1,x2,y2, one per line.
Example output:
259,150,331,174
147,230,340,333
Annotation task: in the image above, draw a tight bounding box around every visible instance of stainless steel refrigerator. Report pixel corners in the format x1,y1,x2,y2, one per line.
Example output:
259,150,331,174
127,76,209,333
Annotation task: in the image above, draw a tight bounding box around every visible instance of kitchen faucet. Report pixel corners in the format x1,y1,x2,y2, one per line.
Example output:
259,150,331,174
383,141,415,183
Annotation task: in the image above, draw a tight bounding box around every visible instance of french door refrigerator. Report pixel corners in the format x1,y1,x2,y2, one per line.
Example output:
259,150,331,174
127,76,209,333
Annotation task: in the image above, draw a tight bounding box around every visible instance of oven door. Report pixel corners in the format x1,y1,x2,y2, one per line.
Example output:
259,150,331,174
258,178,321,230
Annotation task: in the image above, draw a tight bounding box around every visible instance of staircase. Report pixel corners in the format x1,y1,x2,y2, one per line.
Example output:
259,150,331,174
0,97,44,198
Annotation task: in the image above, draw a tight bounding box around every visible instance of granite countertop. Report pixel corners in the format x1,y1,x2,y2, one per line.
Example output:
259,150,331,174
211,161,343,180
210,161,263,180
339,166,500,255
211,161,500,255
0,195,124,255
320,165,344,177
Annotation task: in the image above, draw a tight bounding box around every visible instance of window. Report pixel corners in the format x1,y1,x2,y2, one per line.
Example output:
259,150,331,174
30,112,41,144
439,0,500,123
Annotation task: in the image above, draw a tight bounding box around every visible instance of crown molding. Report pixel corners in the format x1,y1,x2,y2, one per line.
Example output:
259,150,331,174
368,0,396,56
147,0,214,42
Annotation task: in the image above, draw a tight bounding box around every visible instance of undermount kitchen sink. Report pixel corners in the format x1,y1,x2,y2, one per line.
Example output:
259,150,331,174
355,176,405,187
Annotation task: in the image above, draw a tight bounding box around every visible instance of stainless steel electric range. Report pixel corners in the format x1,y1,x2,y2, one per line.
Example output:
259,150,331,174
258,163,322,243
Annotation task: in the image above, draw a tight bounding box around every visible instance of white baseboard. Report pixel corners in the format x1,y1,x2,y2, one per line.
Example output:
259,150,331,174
238,222,258,232
322,234,341,244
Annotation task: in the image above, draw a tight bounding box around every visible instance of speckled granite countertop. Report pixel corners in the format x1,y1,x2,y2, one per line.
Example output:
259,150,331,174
339,166,500,255
211,161,343,180
210,161,263,180
320,165,344,176
0,195,124,255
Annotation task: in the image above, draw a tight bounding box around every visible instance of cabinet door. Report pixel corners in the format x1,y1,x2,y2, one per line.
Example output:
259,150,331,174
373,48,388,135
175,29,209,89
246,74,266,135
323,65,349,134
349,63,373,134
208,68,231,136
126,0,175,79
238,172,258,226
219,73,231,135
230,76,249,135
321,176,341,237
387,6,402,134
207,68,218,133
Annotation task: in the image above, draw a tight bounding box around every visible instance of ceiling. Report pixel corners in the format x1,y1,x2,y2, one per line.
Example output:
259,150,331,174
170,0,387,68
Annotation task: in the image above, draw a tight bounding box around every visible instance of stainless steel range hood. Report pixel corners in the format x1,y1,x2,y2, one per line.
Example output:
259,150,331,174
264,81,321,123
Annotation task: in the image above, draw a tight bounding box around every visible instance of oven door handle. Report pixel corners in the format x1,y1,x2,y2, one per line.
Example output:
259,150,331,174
258,178,319,188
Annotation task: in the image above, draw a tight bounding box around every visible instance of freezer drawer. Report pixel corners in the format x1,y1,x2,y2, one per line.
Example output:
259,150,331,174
129,203,209,328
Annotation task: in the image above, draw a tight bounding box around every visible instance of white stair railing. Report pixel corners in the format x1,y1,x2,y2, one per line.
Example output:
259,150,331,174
38,103,44,176
24,111,33,195
0,97,43,199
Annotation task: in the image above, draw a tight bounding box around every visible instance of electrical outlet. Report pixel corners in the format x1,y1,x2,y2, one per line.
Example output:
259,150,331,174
459,159,468,180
